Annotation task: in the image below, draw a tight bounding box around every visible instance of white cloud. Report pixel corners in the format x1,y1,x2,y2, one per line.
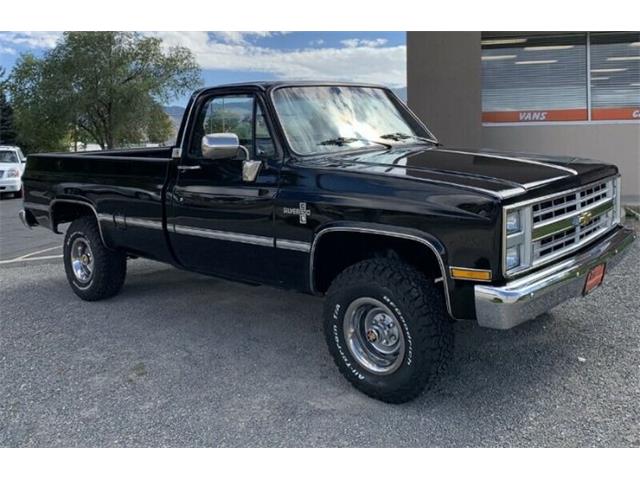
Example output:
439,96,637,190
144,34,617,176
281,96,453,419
309,39,325,46
0,46,17,55
152,32,406,87
0,31,406,87
340,38,388,48
212,31,286,45
0,31,61,50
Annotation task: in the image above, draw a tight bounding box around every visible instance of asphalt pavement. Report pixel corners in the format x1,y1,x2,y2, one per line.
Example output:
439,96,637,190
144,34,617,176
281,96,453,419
1,197,639,447
0,198,63,261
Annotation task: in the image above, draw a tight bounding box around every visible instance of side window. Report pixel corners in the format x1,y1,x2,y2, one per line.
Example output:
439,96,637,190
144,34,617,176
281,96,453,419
255,103,276,160
189,94,276,160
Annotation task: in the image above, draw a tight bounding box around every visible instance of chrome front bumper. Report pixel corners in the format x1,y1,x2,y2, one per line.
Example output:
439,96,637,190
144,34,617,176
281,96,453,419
475,226,636,330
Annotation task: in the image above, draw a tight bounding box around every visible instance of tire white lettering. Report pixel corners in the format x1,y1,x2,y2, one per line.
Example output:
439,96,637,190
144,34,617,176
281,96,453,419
333,321,364,380
383,295,413,366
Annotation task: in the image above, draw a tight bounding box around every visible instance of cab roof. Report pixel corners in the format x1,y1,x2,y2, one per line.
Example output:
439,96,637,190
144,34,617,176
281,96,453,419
192,81,389,96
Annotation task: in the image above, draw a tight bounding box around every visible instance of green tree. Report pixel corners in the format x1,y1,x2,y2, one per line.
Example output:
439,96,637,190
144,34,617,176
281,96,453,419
7,55,70,152
9,32,201,151
0,67,18,146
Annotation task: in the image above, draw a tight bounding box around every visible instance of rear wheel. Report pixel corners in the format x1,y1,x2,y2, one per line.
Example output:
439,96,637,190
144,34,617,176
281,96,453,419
323,258,453,403
63,216,127,301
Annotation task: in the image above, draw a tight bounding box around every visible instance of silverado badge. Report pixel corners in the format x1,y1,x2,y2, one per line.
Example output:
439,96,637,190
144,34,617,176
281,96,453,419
283,202,311,224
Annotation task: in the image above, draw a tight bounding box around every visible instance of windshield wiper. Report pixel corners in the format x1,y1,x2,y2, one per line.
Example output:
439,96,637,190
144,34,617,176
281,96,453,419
379,132,438,145
318,137,392,150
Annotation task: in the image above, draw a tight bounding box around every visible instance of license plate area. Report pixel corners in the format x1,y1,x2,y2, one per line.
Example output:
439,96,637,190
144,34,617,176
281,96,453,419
583,263,606,295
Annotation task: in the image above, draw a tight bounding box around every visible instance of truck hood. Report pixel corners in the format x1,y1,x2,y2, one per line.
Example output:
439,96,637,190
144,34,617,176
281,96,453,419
296,146,617,199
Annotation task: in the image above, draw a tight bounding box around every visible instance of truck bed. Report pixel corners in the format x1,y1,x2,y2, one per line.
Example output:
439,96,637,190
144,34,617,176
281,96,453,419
22,146,176,263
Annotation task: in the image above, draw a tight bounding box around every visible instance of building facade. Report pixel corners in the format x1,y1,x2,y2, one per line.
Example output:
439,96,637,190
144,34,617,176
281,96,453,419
407,31,640,201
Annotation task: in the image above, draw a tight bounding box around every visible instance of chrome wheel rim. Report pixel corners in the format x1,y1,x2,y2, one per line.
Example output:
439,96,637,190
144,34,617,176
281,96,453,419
343,297,405,375
70,237,94,283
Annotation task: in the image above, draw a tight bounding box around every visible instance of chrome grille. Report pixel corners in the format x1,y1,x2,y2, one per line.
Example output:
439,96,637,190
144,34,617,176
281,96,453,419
532,192,578,223
534,227,577,258
504,176,620,277
531,179,616,265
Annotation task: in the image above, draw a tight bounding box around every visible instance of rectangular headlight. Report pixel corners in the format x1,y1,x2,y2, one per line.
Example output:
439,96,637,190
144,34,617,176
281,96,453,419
503,205,532,276
505,210,521,234
506,245,521,270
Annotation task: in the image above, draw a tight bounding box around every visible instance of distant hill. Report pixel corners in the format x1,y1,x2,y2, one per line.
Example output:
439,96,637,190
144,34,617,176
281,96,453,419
164,106,186,117
163,106,186,143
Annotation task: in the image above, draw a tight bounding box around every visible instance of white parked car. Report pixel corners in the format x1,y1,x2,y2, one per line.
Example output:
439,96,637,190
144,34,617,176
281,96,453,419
0,146,26,198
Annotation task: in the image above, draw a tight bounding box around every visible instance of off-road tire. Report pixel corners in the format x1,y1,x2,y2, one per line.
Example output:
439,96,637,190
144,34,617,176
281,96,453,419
63,216,127,301
323,258,453,403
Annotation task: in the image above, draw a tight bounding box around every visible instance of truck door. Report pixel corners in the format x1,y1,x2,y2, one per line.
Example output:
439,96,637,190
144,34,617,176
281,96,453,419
167,90,281,284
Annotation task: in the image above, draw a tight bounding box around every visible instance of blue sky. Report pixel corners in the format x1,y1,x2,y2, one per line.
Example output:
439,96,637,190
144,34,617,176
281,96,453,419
0,31,407,106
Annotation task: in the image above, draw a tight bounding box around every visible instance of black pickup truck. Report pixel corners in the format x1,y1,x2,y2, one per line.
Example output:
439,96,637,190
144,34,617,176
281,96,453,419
20,82,636,403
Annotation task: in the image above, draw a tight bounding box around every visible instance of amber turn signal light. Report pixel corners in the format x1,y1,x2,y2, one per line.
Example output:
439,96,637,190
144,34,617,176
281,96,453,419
449,267,492,282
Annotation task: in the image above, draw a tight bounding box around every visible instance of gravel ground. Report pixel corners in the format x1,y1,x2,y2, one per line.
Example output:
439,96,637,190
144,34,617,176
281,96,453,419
1,221,638,447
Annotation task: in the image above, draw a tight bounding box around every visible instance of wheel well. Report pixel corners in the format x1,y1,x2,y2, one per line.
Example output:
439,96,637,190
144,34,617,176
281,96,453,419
312,231,445,293
51,201,97,231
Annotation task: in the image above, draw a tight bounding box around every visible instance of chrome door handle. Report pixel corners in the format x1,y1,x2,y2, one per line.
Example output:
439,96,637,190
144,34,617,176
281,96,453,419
177,165,201,171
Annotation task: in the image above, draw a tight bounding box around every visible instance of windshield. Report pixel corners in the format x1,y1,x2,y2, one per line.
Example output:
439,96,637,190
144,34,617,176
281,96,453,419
272,86,435,156
0,151,19,163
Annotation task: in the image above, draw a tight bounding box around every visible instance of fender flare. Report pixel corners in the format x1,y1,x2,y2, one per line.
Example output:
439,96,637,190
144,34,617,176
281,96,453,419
49,199,111,248
309,223,453,317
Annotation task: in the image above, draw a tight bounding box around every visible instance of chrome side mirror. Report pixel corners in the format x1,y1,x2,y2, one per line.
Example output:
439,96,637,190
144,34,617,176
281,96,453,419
201,133,242,160
201,132,262,182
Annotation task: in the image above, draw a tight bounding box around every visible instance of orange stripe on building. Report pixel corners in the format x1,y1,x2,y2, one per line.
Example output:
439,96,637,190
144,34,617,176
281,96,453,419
591,107,640,121
483,109,588,123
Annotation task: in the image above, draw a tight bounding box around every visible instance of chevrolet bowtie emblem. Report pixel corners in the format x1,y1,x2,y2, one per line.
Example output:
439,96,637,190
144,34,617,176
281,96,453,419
577,211,593,227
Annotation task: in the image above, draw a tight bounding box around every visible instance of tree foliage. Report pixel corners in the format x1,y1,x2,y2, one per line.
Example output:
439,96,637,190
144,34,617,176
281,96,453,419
0,67,18,146
8,32,201,151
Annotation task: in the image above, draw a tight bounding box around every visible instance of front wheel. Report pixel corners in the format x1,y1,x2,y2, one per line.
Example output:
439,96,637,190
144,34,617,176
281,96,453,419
323,258,453,403
63,216,127,301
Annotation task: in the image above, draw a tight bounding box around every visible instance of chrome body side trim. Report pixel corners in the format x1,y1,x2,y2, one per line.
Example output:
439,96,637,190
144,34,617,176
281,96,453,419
476,226,636,330
275,238,312,252
125,217,164,230
172,224,275,248
309,226,454,318
23,201,47,211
